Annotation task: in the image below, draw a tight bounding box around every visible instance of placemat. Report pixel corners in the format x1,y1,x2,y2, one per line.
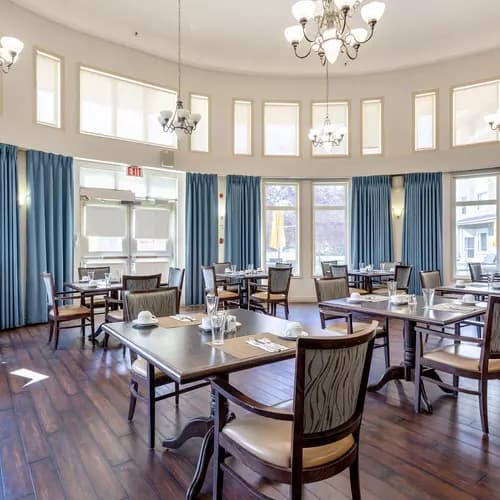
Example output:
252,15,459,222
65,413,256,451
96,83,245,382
427,303,485,313
158,312,205,328
208,333,296,359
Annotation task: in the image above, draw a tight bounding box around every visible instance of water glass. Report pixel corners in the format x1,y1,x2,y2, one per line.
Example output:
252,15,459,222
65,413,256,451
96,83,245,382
206,294,219,317
104,272,111,286
387,280,397,297
422,288,435,308
488,274,494,289
247,264,254,272
359,262,365,271
211,311,227,345
88,271,95,281
231,264,237,273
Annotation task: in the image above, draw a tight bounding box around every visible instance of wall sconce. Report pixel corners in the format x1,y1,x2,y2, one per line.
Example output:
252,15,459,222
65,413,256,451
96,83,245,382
392,207,403,219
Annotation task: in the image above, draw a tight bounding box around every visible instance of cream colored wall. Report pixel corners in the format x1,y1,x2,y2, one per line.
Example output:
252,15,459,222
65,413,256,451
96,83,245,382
2,0,500,303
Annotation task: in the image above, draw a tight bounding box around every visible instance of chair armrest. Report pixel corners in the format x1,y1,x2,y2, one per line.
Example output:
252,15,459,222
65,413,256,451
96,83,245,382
415,326,483,344
212,379,293,421
105,297,122,305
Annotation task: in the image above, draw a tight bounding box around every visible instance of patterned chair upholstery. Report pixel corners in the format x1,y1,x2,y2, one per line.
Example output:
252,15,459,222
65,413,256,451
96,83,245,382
166,267,185,313
212,324,378,499
250,266,292,319
202,266,240,309
373,264,413,295
320,260,338,278
419,270,441,289
329,265,368,295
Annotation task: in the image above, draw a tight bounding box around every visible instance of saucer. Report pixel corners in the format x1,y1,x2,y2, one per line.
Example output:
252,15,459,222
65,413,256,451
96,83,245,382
277,331,309,341
132,318,159,328
459,301,477,307
455,284,466,288
347,297,363,304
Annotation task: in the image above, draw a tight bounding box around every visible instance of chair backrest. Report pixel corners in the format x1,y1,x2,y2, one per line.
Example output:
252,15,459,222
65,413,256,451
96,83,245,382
469,262,483,282
78,266,110,280
167,267,185,313
268,266,292,294
380,261,399,271
329,264,348,278
41,272,57,313
320,260,338,277
481,295,500,372
274,262,293,269
419,270,441,290
292,324,377,463
124,288,178,321
395,265,412,288
122,274,161,292
201,266,217,295
314,277,349,303
213,262,231,275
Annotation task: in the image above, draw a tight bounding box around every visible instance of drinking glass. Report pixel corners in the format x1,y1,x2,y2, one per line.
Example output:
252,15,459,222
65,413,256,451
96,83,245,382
422,288,435,308
231,264,237,273
88,271,95,281
104,272,111,286
387,280,397,297
408,294,417,306
359,262,365,271
206,294,219,317
211,311,227,345
488,274,494,289
247,264,254,272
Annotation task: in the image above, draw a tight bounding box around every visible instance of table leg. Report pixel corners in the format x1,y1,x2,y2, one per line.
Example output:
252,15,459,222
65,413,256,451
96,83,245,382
147,362,156,449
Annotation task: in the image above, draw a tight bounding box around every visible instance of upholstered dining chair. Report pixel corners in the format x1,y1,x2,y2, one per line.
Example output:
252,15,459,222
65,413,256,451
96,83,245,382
468,262,493,283
165,267,185,313
414,294,500,434
77,265,111,311
212,261,240,293
314,277,391,368
329,265,368,295
42,272,95,350
373,264,412,295
320,260,338,277
212,323,378,500
419,270,441,289
250,266,292,319
125,288,210,420
201,266,240,309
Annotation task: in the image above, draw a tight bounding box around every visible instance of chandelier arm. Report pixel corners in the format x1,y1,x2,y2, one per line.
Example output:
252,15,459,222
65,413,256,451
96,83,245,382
359,22,376,44
293,43,313,59
301,20,320,44
343,41,359,61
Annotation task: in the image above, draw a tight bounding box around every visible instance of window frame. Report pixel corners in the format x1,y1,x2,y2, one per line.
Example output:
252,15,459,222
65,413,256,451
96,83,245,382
413,89,438,152
310,100,351,158
311,181,350,277
262,180,301,276
262,101,301,157
189,92,211,153
78,64,178,149
361,97,384,156
34,47,63,129
232,98,253,156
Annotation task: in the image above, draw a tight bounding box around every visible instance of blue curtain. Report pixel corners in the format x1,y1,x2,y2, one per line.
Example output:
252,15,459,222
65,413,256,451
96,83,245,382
225,175,261,270
351,175,393,268
402,172,443,294
25,150,74,324
185,173,218,305
0,145,23,329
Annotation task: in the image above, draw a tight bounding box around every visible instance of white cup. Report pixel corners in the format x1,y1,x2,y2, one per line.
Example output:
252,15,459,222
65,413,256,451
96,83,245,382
463,294,475,304
89,280,98,287
284,322,302,337
456,279,464,286
350,292,361,299
201,316,212,329
137,310,154,324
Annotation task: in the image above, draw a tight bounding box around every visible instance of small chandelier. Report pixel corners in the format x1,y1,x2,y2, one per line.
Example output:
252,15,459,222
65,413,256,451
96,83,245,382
309,64,346,151
284,0,386,66
0,36,24,74
485,110,500,132
158,0,201,138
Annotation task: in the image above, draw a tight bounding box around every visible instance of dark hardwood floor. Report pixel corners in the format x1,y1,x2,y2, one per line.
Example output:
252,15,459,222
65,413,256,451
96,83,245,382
1,304,500,499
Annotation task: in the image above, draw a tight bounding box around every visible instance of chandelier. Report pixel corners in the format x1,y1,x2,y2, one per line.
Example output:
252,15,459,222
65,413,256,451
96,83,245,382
158,0,201,138
309,64,346,151
284,0,386,66
485,110,500,132
0,36,24,74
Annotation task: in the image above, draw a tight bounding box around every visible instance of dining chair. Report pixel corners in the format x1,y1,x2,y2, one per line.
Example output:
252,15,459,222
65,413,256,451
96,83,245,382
212,261,240,293
250,266,292,318
468,262,493,283
165,266,185,313
314,277,390,367
77,265,111,311
329,265,368,295
373,264,412,295
212,323,378,500
201,266,240,309
414,294,500,434
125,288,210,420
42,272,95,350
320,260,338,277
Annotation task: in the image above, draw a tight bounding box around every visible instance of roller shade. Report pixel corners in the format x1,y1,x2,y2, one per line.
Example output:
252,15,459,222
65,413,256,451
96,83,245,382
85,205,126,237
134,208,169,239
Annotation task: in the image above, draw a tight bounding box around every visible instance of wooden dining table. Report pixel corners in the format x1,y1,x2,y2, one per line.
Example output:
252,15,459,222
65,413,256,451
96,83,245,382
319,295,487,412
348,269,395,293
215,270,269,308
436,281,500,299
102,308,298,499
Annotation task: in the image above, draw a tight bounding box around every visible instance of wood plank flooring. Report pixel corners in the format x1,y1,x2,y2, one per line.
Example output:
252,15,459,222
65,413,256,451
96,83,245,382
1,304,500,499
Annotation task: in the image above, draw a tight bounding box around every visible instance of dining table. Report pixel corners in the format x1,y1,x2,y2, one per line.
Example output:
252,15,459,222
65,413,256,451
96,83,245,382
215,270,269,308
436,281,500,299
348,269,395,293
102,308,299,499
319,294,487,412
66,279,122,302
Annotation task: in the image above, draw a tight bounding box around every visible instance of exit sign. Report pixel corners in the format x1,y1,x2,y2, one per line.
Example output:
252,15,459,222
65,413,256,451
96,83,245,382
127,165,143,177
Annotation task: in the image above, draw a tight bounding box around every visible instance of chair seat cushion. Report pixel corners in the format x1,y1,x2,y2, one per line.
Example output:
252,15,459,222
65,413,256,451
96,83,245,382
217,288,240,300
372,289,406,296
50,305,90,318
326,321,385,336
423,343,500,372
131,357,171,380
107,309,124,321
251,291,287,302
222,410,354,468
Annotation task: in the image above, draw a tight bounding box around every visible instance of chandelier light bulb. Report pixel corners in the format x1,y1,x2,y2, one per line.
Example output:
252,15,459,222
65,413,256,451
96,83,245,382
361,1,386,24
0,36,24,55
191,113,202,124
285,25,305,44
313,0,324,18
323,27,338,41
323,38,342,63
291,0,316,22
349,28,368,44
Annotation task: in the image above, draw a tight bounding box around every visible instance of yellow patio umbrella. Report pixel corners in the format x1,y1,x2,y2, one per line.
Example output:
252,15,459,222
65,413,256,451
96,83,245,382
270,210,286,260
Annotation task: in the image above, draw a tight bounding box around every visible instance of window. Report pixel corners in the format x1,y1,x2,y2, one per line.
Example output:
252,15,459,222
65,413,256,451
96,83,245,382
263,183,299,273
263,102,300,156
233,99,252,155
454,175,497,276
311,102,349,156
313,183,349,275
79,66,177,148
453,80,500,146
361,98,382,155
36,50,61,127
414,91,437,151
190,94,209,152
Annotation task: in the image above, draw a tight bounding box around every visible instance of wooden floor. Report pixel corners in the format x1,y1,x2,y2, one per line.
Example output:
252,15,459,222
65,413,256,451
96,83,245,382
1,304,500,500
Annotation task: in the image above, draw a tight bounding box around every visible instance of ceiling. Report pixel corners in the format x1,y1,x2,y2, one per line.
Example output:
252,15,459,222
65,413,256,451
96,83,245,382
11,0,500,76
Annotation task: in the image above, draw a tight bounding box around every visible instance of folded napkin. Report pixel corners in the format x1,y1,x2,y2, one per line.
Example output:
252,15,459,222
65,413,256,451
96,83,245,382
246,337,289,353
170,314,196,322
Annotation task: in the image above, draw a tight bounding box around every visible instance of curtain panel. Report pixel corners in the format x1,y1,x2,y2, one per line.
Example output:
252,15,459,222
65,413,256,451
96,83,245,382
402,172,443,294
185,172,218,305
25,150,74,324
351,175,393,268
0,144,23,329
224,175,261,270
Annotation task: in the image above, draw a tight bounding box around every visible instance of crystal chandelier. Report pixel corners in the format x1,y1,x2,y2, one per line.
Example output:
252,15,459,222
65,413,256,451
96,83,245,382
485,110,500,132
284,0,386,66
0,35,24,74
158,0,201,138
309,64,346,151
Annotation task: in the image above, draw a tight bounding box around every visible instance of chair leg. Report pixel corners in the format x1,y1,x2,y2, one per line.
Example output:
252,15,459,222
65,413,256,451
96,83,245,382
452,375,459,396
104,332,110,351
90,314,95,348
414,343,422,413
349,453,362,500
290,474,303,500
285,301,289,320
48,320,55,344
54,323,60,351
174,382,180,406
128,381,138,421
479,378,489,434
81,318,86,348
212,442,225,500
384,337,390,369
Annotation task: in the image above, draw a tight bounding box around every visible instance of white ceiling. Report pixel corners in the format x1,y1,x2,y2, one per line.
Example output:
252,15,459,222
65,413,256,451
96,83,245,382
11,0,500,76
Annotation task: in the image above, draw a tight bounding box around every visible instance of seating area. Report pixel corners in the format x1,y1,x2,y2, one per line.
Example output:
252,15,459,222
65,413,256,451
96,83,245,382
3,1,500,499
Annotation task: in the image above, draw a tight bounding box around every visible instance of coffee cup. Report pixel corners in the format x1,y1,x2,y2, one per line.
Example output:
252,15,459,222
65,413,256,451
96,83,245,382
284,322,302,337
350,292,361,299
463,294,475,304
201,316,211,330
137,310,155,324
